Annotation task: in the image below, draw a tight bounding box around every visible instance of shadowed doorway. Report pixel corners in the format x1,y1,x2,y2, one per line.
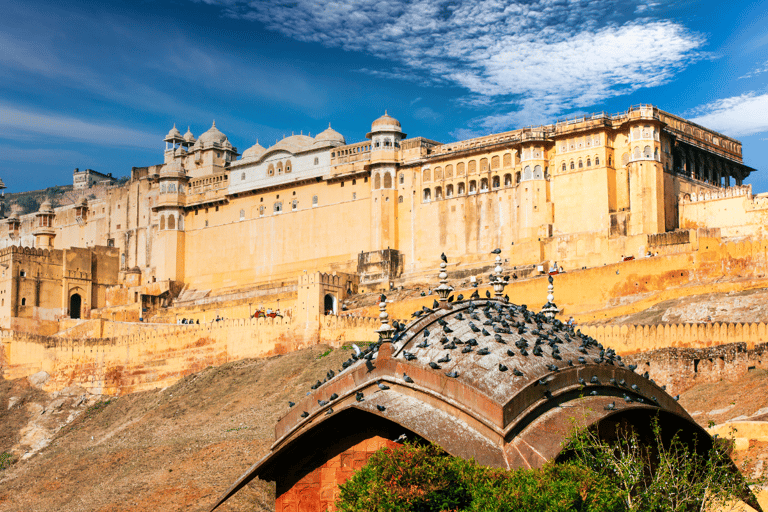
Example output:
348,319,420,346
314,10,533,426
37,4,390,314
70,293,82,319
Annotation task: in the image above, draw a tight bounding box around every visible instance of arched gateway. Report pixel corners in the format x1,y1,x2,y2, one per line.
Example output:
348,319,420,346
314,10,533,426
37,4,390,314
210,292,755,511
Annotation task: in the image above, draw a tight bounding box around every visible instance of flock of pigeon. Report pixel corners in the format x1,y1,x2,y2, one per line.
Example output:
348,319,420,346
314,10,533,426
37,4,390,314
288,255,677,422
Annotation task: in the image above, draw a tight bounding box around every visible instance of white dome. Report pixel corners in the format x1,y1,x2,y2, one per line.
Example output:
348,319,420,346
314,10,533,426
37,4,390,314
164,124,183,142
197,121,230,146
314,125,345,146
242,141,267,161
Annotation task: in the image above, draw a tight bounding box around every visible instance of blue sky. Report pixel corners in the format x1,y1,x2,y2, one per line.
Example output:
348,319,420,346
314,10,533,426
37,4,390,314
1,0,768,193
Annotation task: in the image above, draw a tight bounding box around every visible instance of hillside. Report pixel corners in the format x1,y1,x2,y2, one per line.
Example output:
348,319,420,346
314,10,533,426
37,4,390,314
0,343,766,512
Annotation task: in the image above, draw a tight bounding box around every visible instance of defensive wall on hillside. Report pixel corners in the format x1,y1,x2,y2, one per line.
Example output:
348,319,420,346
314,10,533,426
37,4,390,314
0,315,381,395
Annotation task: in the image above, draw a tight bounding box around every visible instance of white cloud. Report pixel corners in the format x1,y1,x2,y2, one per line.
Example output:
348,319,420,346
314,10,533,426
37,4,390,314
0,105,158,148
689,93,768,138
739,60,768,80
204,0,704,131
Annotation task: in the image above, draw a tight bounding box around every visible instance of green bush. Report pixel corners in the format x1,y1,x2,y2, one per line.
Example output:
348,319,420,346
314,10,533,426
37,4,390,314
336,442,623,512
0,452,15,471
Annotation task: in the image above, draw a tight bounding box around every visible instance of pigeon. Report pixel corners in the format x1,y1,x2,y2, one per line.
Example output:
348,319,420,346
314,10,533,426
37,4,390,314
429,362,441,370
590,390,599,396
548,275,553,284
642,371,649,379
461,346,473,353
673,395,680,401
455,313,464,321
318,399,329,406
365,360,376,372
377,404,386,411
444,341,457,350
604,402,616,411
445,370,459,378
623,394,633,403
433,299,440,309
507,349,515,357
512,368,524,377
590,376,599,384
325,408,334,415
441,252,448,263
532,346,543,356
403,373,414,383
477,347,490,355
457,294,464,301
288,401,295,407
491,248,501,254
355,391,364,402
311,380,322,390
469,323,481,333
470,290,480,299
352,344,362,357
619,379,626,387
403,351,417,361
578,378,586,386
482,328,490,337
631,384,639,391
609,378,617,385
329,393,338,401
467,338,478,346
327,370,335,379
416,340,430,349
377,381,390,390
443,325,454,333
544,390,554,399
412,310,424,318
486,290,491,298
437,354,451,363
499,364,508,372
300,411,309,418
423,329,430,337
520,348,528,356
567,360,574,366
537,378,549,386
547,364,559,372
628,364,637,371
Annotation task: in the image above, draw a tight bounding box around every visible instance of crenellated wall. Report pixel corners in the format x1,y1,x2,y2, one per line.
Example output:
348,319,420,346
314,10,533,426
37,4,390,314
0,314,382,395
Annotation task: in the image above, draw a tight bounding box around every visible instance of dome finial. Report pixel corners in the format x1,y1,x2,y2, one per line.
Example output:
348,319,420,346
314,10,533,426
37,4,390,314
212,120,216,128
329,122,332,128
384,110,388,115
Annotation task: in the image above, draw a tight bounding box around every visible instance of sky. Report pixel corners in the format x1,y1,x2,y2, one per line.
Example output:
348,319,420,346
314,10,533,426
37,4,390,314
1,0,767,193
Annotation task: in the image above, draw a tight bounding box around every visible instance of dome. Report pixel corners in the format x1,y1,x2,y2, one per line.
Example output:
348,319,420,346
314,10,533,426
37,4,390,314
367,111,406,139
212,296,706,510
242,141,266,161
183,127,196,144
164,124,183,143
314,125,345,146
197,121,230,147
268,134,315,155
38,200,54,214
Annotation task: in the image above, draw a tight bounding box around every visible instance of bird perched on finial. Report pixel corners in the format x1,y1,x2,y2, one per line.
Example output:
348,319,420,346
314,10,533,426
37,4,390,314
548,275,553,284
380,294,387,302
441,252,448,263
491,248,501,254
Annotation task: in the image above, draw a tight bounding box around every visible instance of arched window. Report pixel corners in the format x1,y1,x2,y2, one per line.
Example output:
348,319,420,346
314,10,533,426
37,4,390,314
562,162,566,172
276,162,283,175
469,180,477,193
523,166,532,180
644,146,652,159
570,161,575,170
492,176,500,188
480,178,489,191
383,172,392,188
654,147,659,160
160,183,166,194
457,162,465,176
595,156,600,166
435,186,443,200
285,159,292,173
399,173,404,184
178,184,184,193
423,188,432,201
445,164,453,178
468,160,477,174
21,298,26,306
534,165,542,179
586,158,591,167
374,173,381,189
515,172,521,184
622,153,629,166
241,172,246,180
239,209,245,221
423,169,431,182
634,146,641,159
314,157,320,165
642,125,651,138
398,195,403,203
491,156,500,169
458,182,466,195
578,159,583,169
608,156,612,166
292,200,298,211
504,174,512,186
160,216,165,230
446,184,454,197
167,183,176,193
434,167,443,180
274,201,283,213
268,164,274,176
633,126,641,139
312,195,318,207
480,158,488,171
260,205,265,216
168,215,176,230
503,153,512,168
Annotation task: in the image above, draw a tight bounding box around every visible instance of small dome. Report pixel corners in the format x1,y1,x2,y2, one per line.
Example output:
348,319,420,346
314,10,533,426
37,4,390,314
197,121,230,147
242,141,266,161
39,200,54,214
314,125,345,145
164,124,183,142
183,127,196,144
269,134,315,154
367,111,406,139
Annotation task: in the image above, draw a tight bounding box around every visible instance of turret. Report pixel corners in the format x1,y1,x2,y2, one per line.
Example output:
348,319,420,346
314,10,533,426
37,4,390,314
33,200,55,248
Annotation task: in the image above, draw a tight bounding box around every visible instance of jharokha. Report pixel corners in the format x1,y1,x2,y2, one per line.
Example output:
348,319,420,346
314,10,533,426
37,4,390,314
1,104,767,395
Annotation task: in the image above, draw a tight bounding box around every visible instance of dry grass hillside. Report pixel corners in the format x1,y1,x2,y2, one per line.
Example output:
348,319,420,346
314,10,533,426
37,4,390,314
1,343,767,512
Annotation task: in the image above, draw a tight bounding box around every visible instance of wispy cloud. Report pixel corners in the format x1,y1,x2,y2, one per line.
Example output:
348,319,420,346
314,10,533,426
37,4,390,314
0,105,158,148
203,0,704,130
739,60,768,80
689,92,768,137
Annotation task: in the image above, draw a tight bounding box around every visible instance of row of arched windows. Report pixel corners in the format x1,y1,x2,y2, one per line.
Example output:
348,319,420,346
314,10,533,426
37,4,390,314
158,213,183,230
267,159,292,177
373,171,393,189
160,183,185,194
422,152,518,183
422,174,516,202
559,156,603,172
